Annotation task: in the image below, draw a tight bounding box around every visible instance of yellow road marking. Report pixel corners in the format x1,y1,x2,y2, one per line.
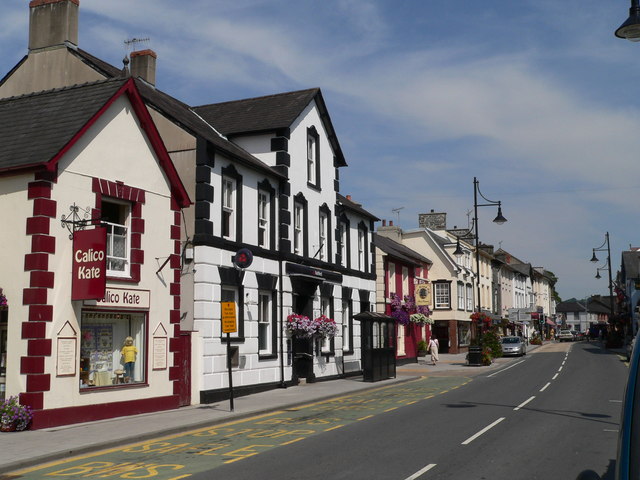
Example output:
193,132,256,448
324,425,344,432
357,415,374,421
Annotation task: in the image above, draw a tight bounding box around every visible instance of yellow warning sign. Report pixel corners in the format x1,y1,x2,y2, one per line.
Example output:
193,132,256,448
221,302,237,333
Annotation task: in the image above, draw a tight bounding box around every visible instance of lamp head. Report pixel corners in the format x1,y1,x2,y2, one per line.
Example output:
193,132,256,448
615,3,640,41
590,251,598,263
595,271,602,279
493,205,507,225
453,237,464,258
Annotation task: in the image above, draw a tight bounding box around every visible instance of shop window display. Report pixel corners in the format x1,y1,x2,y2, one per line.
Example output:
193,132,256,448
80,312,145,388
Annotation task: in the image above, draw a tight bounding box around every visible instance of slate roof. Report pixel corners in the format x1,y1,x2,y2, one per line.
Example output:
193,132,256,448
373,233,431,267
70,48,286,180
194,88,348,167
556,299,610,314
0,78,127,171
336,193,379,221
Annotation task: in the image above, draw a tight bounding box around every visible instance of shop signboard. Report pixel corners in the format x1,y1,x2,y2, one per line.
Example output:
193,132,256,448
415,281,431,306
84,288,150,309
72,227,107,301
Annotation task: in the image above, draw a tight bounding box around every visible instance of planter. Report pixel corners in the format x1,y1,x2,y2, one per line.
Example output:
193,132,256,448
1,423,16,432
468,346,483,366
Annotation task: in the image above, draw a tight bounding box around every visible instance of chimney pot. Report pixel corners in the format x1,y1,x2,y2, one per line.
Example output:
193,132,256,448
130,49,157,85
389,220,394,226
382,219,386,227
29,0,79,51
346,194,352,201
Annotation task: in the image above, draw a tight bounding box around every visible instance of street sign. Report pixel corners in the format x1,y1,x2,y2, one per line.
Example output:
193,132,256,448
221,301,237,333
232,248,253,269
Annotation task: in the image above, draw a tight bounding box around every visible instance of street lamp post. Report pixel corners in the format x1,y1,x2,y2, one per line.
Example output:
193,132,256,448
590,232,615,319
472,177,507,319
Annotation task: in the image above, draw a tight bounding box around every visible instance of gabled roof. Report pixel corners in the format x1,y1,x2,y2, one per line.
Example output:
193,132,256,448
556,299,610,314
194,88,347,167
336,193,379,221
0,78,127,171
373,233,432,267
0,78,190,207
41,47,286,180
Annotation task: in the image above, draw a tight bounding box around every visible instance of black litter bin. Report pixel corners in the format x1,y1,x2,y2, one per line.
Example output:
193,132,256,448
468,345,483,366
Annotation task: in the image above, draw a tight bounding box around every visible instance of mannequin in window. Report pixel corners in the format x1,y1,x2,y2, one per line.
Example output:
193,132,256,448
121,336,137,382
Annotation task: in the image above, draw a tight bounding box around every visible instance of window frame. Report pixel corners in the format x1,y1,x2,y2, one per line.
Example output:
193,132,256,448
434,281,451,309
221,176,236,241
101,199,131,278
258,290,273,355
306,126,321,189
257,190,269,249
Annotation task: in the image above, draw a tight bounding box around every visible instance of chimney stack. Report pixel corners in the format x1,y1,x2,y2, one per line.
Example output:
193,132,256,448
130,49,157,86
418,210,447,230
29,0,79,51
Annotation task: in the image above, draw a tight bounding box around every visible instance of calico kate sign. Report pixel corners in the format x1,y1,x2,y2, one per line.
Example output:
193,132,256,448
72,227,107,301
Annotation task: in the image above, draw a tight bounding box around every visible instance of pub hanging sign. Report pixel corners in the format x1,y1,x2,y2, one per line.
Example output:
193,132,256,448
72,227,107,301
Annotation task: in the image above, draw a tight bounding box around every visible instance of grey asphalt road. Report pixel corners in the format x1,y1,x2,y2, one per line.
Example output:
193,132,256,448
197,341,628,480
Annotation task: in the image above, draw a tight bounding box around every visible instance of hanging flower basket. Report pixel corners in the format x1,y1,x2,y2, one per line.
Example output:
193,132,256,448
286,314,338,339
0,288,7,311
470,312,492,325
314,315,338,339
286,314,316,338
410,313,434,325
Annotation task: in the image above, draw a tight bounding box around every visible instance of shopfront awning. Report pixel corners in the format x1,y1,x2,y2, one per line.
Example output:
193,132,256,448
546,318,556,326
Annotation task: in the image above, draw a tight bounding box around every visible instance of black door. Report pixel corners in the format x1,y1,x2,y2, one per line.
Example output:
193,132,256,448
292,293,315,381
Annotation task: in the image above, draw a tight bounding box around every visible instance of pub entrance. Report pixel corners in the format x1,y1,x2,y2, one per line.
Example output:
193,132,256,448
291,277,318,383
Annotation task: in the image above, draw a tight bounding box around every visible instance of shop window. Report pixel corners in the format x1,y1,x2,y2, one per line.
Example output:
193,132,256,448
102,200,130,277
80,312,146,388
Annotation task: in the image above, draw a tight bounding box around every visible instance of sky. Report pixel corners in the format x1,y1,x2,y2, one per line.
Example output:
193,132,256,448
1,0,638,302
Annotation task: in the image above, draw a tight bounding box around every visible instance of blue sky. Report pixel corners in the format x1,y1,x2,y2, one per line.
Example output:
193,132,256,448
1,0,638,301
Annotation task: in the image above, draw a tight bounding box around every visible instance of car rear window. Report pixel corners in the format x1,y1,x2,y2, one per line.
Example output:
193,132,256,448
501,337,520,344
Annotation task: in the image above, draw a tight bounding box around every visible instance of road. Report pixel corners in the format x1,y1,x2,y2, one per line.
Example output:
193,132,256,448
9,341,629,480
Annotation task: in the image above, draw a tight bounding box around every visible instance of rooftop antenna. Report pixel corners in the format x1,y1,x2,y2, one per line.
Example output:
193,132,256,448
466,209,473,229
392,207,404,224
124,37,150,53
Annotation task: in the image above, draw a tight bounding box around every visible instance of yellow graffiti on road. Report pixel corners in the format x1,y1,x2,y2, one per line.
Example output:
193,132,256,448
8,376,470,480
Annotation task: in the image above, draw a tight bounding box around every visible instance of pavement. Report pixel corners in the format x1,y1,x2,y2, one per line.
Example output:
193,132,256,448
0,343,547,475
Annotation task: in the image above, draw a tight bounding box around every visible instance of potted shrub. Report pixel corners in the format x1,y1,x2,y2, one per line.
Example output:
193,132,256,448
1,396,33,432
417,340,428,357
